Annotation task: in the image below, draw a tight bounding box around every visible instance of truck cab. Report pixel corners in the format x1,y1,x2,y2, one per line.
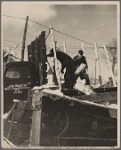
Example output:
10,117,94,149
4,61,39,113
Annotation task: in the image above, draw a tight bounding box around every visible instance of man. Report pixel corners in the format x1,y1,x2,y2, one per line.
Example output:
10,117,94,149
47,48,75,88
73,50,90,85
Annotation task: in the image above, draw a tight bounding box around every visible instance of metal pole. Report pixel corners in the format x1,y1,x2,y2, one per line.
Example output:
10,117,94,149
21,16,29,61
103,44,116,87
94,43,102,86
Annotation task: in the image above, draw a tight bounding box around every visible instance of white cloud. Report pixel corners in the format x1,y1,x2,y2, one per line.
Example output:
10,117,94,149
2,2,56,21
2,2,56,33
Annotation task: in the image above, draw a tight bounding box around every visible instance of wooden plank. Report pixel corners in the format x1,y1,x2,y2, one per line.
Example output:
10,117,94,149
63,43,67,53
94,42,102,86
14,101,27,121
21,16,29,61
30,90,43,146
7,109,16,140
103,44,116,87
38,31,47,85
4,103,17,124
30,110,42,146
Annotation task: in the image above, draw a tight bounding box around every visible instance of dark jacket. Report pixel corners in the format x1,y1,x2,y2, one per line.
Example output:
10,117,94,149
47,49,75,88
47,49,74,72
73,55,88,68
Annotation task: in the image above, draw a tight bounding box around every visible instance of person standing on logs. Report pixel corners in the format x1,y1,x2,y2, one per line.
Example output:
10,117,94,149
47,48,75,88
73,50,90,85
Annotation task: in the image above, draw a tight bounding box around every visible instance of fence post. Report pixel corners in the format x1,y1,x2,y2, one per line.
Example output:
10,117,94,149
29,90,43,146
49,25,61,89
94,43,102,86
63,43,67,53
103,44,116,87
21,16,29,61
95,59,97,85
82,42,86,56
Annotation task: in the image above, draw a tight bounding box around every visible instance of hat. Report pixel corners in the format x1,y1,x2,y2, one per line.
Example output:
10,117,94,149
78,50,83,55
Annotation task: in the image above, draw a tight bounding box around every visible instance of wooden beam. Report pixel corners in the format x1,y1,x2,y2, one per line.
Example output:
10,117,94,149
63,43,67,53
14,101,27,121
21,16,29,61
30,91,43,146
94,43,102,86
103,44,116,87
7,109,16,140
4,103,17,124
49,25,61,90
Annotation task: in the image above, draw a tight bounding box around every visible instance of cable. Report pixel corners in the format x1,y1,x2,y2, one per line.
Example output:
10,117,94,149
45,29,51,40
3,39,21,44
29,19,49,29
67,51,108,64
53,28,94,46
2,15,98,47
3,46,22,49
29,19,95,46
3,13,117,63
3,15,117,49
3,15,26,20
3,40,29,46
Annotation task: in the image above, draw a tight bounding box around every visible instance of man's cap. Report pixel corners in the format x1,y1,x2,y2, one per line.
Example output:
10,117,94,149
78,50,84,55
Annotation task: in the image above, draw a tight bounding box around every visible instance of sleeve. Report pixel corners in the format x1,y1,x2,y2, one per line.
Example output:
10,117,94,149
83,56,88,68
73,55,78,62
73,55,81,65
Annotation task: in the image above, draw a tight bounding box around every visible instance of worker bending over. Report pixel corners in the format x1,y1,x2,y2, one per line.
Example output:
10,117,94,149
47,49,75,88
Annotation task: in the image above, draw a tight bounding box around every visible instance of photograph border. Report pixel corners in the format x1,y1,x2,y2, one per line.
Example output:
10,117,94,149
1,1,120,149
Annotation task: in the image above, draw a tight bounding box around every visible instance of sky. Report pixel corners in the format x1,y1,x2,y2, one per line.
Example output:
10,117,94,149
2,1,119,83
